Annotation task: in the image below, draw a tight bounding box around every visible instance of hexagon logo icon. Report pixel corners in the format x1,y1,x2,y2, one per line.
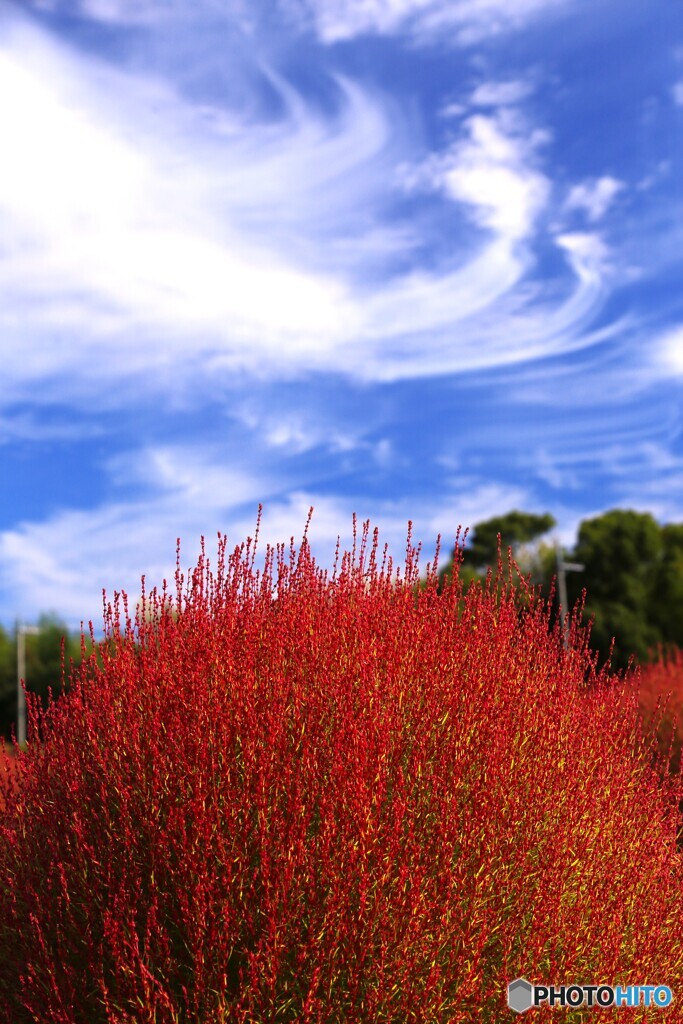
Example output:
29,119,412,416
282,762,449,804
508,977,534,1014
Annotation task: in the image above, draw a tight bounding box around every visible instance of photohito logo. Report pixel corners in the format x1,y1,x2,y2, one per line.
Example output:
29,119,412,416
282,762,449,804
507,978,673,1013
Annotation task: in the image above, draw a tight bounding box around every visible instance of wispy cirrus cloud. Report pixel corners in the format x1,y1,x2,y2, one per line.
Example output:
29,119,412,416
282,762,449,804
470,79,535,107
0,440,532,629
430,113,550,241
0,17,377,395
22,0,254,28
564,176,624,223
2,0,682,636
285,0,571,45
654,324,683,376
0,11,620,403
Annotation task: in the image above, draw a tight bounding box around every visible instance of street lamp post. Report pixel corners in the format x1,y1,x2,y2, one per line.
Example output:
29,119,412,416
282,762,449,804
17,622,40,747
555,541,585,648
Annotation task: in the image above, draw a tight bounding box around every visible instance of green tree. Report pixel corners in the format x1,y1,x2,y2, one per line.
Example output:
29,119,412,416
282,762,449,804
0,626,15,742
650,524,683,647
462,510,556,569
437,510,556,594
0,616,92,741
568,510,664,669
434,505,683,672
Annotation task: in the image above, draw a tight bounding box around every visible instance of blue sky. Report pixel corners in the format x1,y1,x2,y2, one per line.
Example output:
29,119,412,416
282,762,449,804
1,0,682,631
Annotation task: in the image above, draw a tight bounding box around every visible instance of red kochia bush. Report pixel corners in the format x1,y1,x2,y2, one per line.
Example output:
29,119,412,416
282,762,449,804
1,515,683,1023
631,647,683,779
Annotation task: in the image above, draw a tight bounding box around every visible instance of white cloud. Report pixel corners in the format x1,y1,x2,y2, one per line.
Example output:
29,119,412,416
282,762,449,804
439,115,550,240
0,9,625,408
0,459,534,629
555,232,610,281
637,160,671,192
673,81,683,106
0,37,379,352
0,16,614,402
534,448,580,491
0,20,386,391
1,0,681,641
0,444,280,626
236,409,362,456
470,80,534,107
289,0,569,45
656,324,683,375
0,411,101,444
401,112,550,246
65,0,170,24
564,176,624,222
104,445,272,506
25,0,255,28
439,101,466,119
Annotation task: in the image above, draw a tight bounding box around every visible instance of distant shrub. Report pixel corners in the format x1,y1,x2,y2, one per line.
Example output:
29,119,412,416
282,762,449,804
1,517,682,1022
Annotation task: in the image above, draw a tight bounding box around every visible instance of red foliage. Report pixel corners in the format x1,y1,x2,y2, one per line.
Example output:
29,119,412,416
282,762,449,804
0,745,17,813
1,516,682,1022
630,647,683,778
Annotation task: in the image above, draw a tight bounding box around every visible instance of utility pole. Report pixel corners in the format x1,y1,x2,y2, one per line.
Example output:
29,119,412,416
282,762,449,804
17,622,40,747
555,541,585,648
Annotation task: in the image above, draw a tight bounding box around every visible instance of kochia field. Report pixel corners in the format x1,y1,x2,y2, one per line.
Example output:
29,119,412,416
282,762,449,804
1,514,682,1023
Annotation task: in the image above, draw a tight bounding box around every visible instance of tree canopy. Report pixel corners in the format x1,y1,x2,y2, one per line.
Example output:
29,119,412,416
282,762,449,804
0,616,92,742
461,510,556,569
437,509,556,595
566,510,683,668
437,507,683,671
